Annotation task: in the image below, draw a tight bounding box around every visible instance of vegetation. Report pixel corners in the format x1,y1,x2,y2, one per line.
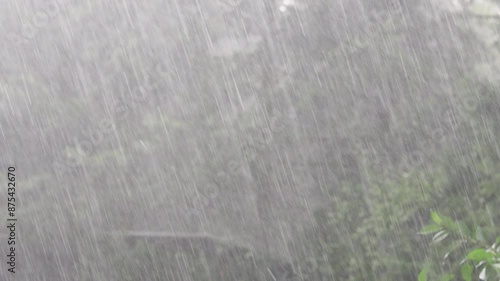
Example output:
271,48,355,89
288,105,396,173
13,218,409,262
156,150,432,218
1,0,499,280
419,212,500,281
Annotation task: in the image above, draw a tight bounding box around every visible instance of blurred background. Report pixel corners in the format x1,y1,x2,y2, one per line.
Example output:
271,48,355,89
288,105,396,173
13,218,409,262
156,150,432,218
1,0,499,280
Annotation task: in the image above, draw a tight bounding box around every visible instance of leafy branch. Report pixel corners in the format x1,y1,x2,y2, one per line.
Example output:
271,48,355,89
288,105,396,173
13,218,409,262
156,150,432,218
419,211,500,281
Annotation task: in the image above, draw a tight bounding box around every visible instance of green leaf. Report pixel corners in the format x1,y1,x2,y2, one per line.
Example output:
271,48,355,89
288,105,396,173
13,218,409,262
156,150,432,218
431,211,443,224
467,249,494,262
438,273,455,281
461,263,473,281
457,222,472,237
419,263,429,281
420,224,442,235
441,216,457,231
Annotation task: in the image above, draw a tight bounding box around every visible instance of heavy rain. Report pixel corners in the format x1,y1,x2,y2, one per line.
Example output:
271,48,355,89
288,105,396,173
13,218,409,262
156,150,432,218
0,0,499,280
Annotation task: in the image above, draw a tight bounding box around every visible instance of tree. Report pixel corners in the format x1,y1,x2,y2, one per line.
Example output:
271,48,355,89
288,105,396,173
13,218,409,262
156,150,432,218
419,211,500,281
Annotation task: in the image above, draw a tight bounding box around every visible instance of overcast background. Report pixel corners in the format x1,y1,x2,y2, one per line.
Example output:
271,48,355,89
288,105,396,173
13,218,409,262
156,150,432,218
1,0,500,280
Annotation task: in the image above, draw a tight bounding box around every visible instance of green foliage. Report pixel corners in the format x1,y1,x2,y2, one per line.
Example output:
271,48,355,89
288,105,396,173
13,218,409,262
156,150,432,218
419,262,430,281
420,212,500,281
8,0,500,280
